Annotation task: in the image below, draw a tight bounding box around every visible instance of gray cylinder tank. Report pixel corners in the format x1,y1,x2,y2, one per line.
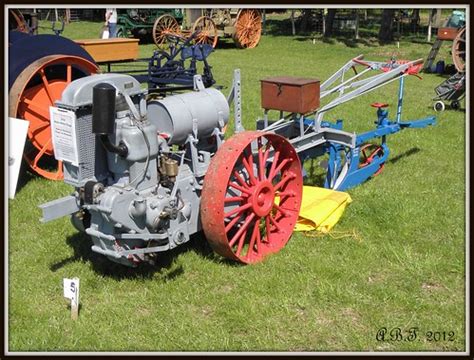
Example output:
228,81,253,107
147,88,230,145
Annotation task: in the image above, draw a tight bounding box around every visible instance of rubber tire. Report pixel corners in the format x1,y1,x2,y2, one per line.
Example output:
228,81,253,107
451,101,460,110
434,101,445,112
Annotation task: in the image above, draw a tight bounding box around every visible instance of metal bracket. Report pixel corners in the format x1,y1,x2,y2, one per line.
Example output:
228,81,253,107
193,74,205,91
227,69,244,134
39,195,80,223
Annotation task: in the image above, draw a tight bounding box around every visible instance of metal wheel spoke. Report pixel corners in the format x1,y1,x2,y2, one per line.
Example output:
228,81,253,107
233,170,250,188
66,64,72,83
224,196,245,203
264,215,272,241
33,138,52,167
246,221,260,257
229,213,255,247
268,214,281,232
274,172,295,192
241,155,257,185
269,158,290,181
272,203,288,218
39,68,55,105
235,231,247,257
224,202,252,219
267,150,280,180
30,122,49,134
278,190,296,199
225,213,244,232
229,181,252,195
258,148,265,180
21,98,50,121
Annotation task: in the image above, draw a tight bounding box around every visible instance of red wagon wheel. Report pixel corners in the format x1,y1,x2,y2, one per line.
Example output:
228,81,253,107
359,143,385,176
9,55,99,180
452,26,466,73
191,16,218,48
152,14,181,47
201,131,303,264
233,9,262,49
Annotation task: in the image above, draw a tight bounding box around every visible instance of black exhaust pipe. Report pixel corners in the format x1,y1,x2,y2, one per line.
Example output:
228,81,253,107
92,83,128,157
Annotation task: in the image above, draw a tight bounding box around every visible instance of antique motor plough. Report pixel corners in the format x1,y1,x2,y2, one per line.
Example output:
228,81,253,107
256,55,436,190
40,55,435,266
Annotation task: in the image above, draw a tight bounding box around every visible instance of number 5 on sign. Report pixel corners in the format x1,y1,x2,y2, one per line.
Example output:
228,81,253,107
63,278,80,320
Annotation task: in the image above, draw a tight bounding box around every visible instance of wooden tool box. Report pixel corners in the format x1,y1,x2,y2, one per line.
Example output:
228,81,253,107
260,76,320,114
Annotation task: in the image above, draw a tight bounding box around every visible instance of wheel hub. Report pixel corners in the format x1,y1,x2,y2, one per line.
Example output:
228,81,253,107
250,180,275,217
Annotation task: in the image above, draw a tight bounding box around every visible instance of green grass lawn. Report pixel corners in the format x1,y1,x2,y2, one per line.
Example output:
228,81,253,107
9,12,466,352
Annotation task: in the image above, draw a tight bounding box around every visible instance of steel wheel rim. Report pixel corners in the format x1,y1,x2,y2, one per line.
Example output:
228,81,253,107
191,16,218,48
233,9,262,49
452,27,465,73
153,14,181,47
201,131,303,264
9,55,98,179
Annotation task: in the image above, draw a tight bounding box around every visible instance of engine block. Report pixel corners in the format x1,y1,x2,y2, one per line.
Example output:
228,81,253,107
41,73,229,266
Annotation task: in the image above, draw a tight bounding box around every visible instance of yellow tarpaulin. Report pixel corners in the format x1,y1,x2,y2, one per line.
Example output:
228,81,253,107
294,186,352,233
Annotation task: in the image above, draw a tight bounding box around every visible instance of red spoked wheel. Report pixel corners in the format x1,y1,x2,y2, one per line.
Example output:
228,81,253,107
359,143,385,176
201,131,303,264
9,55,99,180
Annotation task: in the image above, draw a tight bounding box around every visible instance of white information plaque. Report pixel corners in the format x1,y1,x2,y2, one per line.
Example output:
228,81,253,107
50,106,79,166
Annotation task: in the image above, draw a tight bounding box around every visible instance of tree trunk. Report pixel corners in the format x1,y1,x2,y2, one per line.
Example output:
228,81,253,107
324,9,337,37
291,10,296,35
427,9,434,42
411,9,420,33
299,9,312,33
378,9,395,43
354,10,360,40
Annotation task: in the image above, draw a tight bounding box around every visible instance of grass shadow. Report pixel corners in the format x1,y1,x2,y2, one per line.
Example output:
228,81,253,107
388,147,421,165
295,34,378,48
215,39,240,50
50,230,240,280
14,160,37,193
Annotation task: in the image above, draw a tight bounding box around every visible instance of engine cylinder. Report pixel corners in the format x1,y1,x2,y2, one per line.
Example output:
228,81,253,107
147,88,229,145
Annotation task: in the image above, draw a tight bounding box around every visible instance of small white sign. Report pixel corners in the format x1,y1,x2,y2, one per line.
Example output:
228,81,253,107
50,106,79,166
63,277,80,301
8,117,29,199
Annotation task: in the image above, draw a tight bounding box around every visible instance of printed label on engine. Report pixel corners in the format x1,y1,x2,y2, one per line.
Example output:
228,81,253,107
50,107,79,166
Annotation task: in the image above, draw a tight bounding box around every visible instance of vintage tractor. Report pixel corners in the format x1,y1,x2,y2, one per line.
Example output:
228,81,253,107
116,9,218,48
116,9,184,40
40,55,435,267
153,8,262,49
8,29,99,180
206,9,263,48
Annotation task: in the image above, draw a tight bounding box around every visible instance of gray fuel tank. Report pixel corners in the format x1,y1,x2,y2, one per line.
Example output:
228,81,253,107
147,88,229,145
